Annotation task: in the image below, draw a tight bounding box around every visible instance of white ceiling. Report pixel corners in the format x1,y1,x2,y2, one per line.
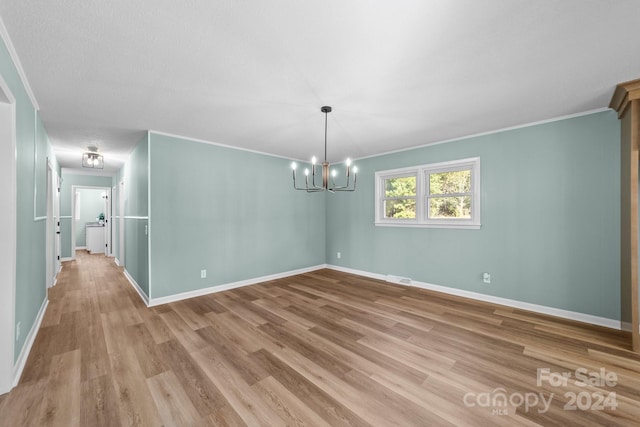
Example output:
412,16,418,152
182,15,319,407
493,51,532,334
1,1,639,174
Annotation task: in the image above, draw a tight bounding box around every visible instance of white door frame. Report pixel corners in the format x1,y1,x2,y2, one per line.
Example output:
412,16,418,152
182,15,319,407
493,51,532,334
119,179,125,267
46,162,53,287
0,75,17,393
45,160,61,288
71,185,112,259
111,184,116,257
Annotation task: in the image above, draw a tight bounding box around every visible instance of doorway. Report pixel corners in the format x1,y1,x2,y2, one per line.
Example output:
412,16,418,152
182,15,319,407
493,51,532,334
71,186,112,259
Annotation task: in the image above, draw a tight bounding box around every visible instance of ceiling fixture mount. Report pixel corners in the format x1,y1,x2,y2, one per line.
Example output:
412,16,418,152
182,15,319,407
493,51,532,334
82,146,104,169
291,106,357,192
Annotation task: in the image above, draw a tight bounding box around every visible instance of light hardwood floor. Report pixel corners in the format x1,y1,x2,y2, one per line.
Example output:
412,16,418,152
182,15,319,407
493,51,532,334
1,251,639,426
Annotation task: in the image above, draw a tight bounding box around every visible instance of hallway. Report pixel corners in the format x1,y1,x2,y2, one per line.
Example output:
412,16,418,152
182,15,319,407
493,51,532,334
0,251,146,426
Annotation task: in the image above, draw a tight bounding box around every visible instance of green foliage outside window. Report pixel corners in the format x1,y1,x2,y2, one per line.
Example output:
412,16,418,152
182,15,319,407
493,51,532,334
384,176,416,219
428,170,471,218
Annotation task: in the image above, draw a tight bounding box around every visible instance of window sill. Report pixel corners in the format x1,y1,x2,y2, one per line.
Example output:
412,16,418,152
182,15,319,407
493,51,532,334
374,221,481,229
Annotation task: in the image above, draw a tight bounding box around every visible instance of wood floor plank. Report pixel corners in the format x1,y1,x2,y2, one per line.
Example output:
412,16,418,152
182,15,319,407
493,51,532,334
3,252,640,426
258,322,353,378
156,338,229,418
124,323,169,378
196,327,270,386
203,404,248,427
38,349,81,427
249,348,371,427
171,300,213,330
135,306,175,344
146,371,203,426
191,346,288,427
252,376,333,427
269,345,422,427
204,311,278,354
80,375,120,427
79,313,111,381
0,380,47,427
251,297,317,329
108,347,162,427
158,310,209,353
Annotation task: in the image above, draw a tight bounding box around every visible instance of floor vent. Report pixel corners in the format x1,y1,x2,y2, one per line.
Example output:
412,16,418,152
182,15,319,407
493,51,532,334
385,275,412,285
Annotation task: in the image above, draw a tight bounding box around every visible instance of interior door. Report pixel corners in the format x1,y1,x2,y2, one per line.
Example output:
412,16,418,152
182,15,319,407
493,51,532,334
46,163,61,287
104,189,111,256
54,172,61,274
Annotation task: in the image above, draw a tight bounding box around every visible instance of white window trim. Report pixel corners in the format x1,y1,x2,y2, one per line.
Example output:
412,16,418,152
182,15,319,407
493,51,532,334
375,157,481,229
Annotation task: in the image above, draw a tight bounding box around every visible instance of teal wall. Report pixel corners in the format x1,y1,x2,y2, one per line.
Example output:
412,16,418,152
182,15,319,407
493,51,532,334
120,135,149,297
326,111,621,320
0,35,57,361
148,133,326,299
74,188,106,247
59,172,113,259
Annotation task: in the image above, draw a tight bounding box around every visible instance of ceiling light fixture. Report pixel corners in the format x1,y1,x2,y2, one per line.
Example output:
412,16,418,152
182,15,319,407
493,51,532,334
291,106,357,192
82,147,104,169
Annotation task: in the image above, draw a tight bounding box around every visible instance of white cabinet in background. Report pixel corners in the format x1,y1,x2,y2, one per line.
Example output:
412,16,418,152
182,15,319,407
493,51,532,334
86,225,105,254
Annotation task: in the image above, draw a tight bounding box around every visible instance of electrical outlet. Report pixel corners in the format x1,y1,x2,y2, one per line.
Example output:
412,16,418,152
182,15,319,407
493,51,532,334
200,269,207,279
483,272,491,284
16,321,20,341
337,252,341,259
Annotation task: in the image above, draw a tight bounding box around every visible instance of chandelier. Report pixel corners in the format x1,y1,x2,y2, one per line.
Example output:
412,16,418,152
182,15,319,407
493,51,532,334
291,106,357,192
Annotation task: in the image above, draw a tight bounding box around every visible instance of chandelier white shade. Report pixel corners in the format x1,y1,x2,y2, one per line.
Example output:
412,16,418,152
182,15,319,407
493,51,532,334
291,106,357,192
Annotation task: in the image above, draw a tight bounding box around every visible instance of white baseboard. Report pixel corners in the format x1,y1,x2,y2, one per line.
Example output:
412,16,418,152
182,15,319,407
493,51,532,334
327,265,387,281
123,269,149,305
76,246,86,250
621,321,633,332
327,265,624,331
51,263,63,287
13,297,48,387
148,264,328,307
60,257,73,262
114,258,121,267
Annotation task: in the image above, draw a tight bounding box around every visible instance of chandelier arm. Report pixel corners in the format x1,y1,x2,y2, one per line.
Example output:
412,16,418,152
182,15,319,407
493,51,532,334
311,164,324,190
331,173,357,192
328,167,352,190
292,170,307,190
310,164,318,189
330,174,350,190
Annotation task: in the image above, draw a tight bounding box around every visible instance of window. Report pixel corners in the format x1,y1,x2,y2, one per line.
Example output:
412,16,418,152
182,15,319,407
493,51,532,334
375,157,480,228
382,174,417,219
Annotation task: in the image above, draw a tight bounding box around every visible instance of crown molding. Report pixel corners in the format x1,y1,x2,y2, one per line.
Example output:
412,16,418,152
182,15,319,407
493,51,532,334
354,108,612,162
0,16,39,110
148,129,303,162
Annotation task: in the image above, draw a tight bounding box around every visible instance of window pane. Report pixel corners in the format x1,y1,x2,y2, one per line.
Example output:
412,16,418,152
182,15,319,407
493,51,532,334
429,170,471,195
385,176,416,198
385,199,416,219
428,196,471,218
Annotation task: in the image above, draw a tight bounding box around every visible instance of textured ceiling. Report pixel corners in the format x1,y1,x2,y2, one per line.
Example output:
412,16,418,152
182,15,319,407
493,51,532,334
1,0,639,174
